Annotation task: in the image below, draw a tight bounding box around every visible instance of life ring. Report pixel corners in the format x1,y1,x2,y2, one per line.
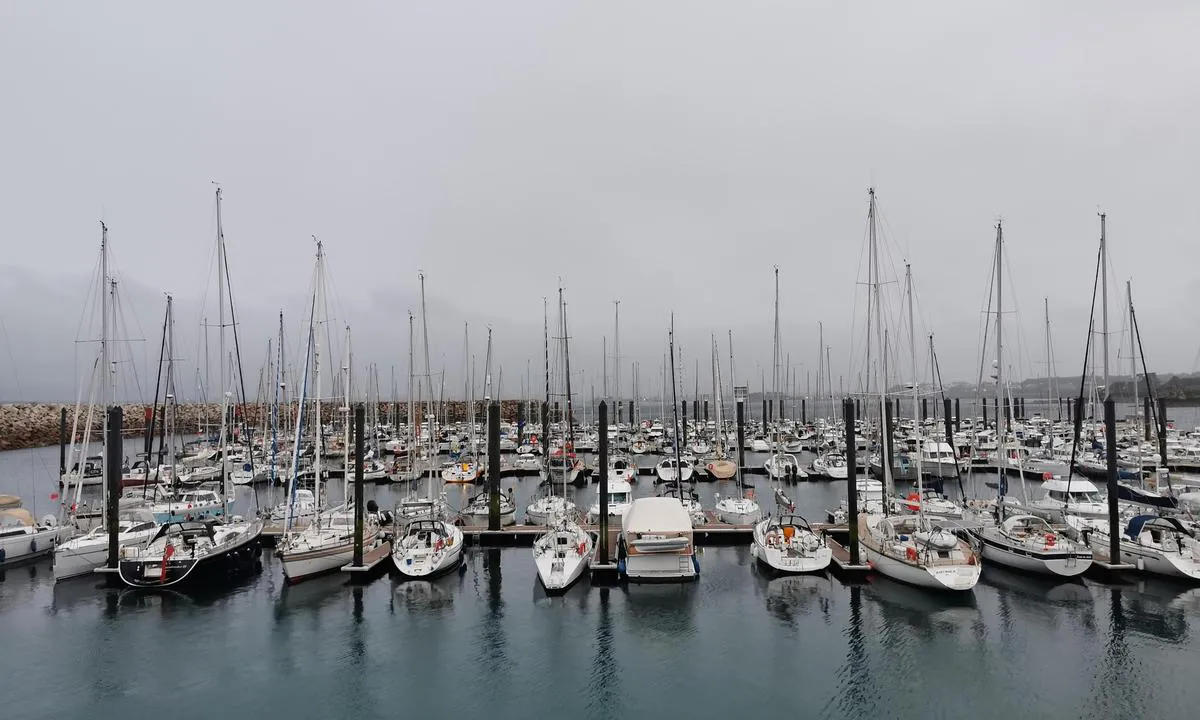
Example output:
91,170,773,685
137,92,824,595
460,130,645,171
905,546,918,562
1043,533,1057,549
905,493,921,511
766,532,778,547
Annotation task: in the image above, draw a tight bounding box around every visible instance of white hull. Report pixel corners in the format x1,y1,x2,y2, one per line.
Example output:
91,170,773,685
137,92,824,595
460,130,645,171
460,507,517,527
860,541,980,591
751,540,832,573
622,551,697,581
978,537,1091,577
280,528,380,582
533,525,592,591
0,526,68,566
392,530,464,578
54,529,158,581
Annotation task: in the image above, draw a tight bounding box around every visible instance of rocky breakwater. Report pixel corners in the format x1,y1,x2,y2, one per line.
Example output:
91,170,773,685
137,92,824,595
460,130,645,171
1,399,556,452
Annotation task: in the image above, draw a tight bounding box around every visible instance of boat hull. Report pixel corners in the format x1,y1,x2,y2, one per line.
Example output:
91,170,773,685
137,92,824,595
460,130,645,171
860,541,980,591
393,542,463,579
977,534,1091,577
279,529,379,583
118,526,262,589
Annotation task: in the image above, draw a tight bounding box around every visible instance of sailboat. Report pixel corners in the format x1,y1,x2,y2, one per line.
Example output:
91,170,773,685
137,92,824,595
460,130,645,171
120,190,263,588
533,511,593,592
970,224,1092,576
393,271,462,579
855,192,980,591
533,303,592,590
705,335,737,480
443,323,483,484
528,294,581,524
751,512,831,573
57,278,175,580
277,245,379,583
716,333,761,524
657,315,706,525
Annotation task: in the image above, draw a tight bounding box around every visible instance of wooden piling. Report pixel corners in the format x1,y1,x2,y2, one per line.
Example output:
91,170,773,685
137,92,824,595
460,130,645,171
1104,398,1120,565
106,406,122,570
954,398,961,432
736,399,746,479
598,401,609,564
488,401,501,531
844,399,859,566
58,407,67,481
1144,396,1151,442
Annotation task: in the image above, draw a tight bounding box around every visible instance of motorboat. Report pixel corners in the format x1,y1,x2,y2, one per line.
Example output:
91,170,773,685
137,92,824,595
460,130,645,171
975,513,1092,577
1025,478,1108,522
147,488,232,524
587,479,633,523
118,518,263,588
0,508,70,567
391,518,464,579
764,453,804,480
812,453,848,480
53,509,159,581
858,513,980,591
617,497,698,582
751,513,832,573
918,441,961,479
532,516,592,592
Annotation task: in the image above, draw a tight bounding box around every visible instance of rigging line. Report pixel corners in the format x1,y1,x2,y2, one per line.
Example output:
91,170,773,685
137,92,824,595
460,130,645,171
1065,239,1106,490
1130,298,1172,496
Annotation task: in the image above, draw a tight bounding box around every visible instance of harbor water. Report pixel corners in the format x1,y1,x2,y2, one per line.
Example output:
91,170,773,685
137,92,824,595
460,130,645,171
3,441,1200,718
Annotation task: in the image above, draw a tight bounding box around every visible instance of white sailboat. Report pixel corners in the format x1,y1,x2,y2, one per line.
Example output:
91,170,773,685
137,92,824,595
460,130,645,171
855,193,980,592
533,511,592,591
278,246,378,582
751,513,832,573
1069,514,1200,580
391,517,464,578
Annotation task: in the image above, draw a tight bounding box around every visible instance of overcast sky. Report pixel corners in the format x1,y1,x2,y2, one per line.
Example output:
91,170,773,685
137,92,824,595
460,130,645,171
2,2,1199,403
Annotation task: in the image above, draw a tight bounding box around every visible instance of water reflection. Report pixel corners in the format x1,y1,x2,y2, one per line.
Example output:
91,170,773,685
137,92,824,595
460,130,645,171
751,563,831,630
865,575,980,636
393,578,454,612
1121,579,1197,643
837,585,881,717
586,586,622,719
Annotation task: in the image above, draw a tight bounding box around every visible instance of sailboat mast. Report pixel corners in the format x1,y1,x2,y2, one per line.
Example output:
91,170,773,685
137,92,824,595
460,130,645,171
906,264,924,521
271,311,282,488
408,312,415,455
668,315,683,482
994,222,1004,498
418,272,434,501
1128,280,1137,434
614,300,621,420
561,288,576,443
216,188,229,520
868,189,891,486
342,325,352,503
98,222,110,513
1044,299,1052,423
1100,213,1110,400
313,241,324,509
